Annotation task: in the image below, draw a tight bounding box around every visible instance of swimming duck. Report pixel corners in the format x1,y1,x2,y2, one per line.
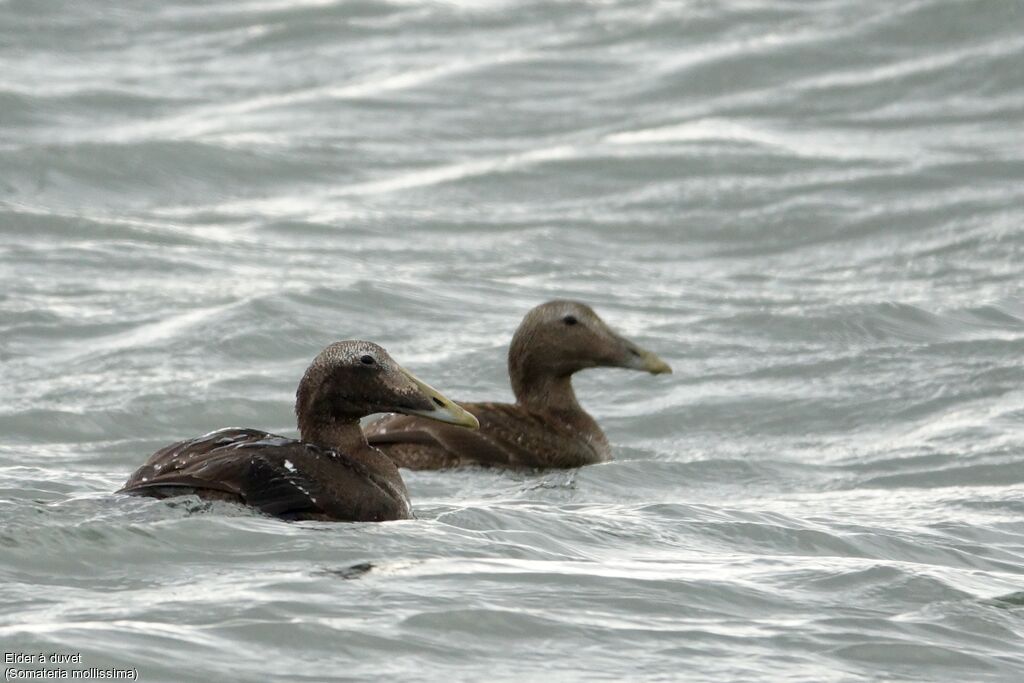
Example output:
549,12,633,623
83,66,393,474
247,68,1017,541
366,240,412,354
118,341,479,521
365,301,671,469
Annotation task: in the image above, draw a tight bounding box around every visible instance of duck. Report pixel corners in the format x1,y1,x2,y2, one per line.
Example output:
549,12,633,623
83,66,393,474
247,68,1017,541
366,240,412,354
118,341,479,521
365,300,671,469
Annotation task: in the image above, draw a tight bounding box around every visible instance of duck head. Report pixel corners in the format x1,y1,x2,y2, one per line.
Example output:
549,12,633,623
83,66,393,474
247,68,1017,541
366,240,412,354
508,300,672,404
296,340,479,441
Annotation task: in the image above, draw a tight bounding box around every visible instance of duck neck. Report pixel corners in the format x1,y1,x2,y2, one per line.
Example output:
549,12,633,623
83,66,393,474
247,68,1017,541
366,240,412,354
295,369,370,453
508,332,586,413
298,417,368,453
511,370,583,414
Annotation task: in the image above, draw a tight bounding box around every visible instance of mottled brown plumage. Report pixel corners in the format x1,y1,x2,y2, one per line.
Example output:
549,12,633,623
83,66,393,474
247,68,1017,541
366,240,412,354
118,341,478,521
365,301,671,469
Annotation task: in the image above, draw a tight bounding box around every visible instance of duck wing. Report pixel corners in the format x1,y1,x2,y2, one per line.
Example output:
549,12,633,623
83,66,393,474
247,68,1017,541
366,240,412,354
366,402,605,469
119,428,410,521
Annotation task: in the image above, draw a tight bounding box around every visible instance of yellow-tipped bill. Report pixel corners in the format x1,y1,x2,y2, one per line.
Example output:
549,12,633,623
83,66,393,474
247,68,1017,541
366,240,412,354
637,347,672,375
399,368,480,429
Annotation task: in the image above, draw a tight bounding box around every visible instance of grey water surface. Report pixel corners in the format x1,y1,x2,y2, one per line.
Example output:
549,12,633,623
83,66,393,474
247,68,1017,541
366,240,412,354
2,0,1024,681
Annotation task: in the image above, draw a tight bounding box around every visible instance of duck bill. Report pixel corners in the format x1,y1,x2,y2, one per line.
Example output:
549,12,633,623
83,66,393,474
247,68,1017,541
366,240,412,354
398,368,480,429
617,336,673,375
633,347,672,374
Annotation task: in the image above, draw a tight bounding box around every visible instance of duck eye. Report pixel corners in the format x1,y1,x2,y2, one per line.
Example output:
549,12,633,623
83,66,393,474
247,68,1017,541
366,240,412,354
360,355,376,365
563,315,578,326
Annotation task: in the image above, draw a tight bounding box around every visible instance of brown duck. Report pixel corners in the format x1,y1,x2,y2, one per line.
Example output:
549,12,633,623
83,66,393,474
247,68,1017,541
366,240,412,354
365,301,671,469
118,341,479,521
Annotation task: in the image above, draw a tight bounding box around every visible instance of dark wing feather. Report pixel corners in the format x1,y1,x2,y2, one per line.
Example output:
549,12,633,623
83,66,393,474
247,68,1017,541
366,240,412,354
121,428,272,490
120,428,321,516
120,428,411,521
